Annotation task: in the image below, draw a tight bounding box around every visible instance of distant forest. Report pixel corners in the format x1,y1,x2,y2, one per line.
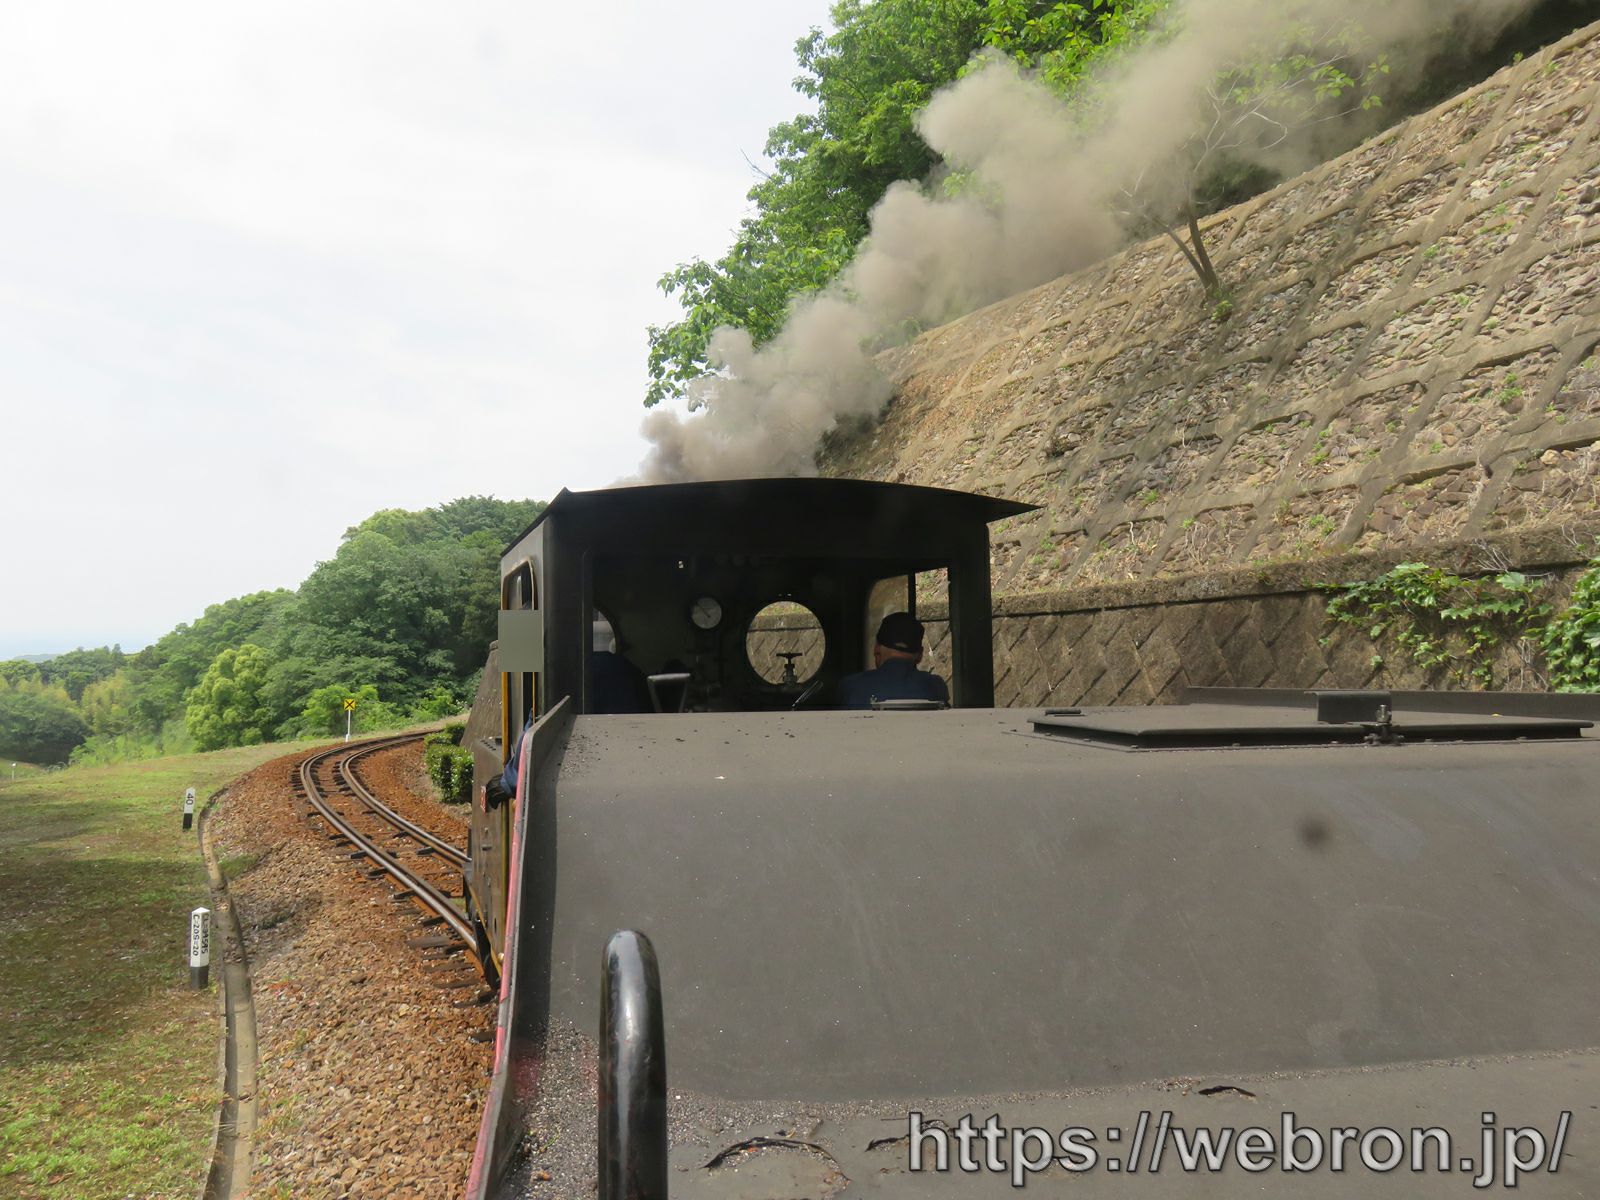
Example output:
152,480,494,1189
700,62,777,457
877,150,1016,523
0,496,544,765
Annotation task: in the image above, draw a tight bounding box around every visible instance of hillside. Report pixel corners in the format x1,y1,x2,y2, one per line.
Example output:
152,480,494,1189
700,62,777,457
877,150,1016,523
825,20,1600,600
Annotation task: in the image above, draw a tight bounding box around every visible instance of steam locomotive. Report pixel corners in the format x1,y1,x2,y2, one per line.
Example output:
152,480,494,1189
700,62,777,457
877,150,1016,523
459,477,1600,1198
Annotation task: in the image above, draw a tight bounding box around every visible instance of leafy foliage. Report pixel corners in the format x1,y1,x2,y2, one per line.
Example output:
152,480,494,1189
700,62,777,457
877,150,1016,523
984,0,1171,93
1541,559,1600,692
1116,13,1389,299
0,688,90,764
422,722,472,804
35,646,126,703
0,660,41,687
14,495,543,760
646,0,997,406
1324,562,1550,687
123,591,298,734
185,644,278,751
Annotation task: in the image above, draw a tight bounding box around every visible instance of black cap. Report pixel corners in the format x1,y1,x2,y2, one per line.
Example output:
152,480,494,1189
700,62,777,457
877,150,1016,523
875,611,924,653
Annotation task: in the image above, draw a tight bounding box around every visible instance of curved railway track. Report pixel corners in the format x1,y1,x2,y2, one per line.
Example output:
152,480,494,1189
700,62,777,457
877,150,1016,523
295,735,481,973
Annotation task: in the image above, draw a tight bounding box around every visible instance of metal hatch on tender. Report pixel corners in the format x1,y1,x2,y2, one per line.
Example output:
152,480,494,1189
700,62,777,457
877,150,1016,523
1030,689,1594,750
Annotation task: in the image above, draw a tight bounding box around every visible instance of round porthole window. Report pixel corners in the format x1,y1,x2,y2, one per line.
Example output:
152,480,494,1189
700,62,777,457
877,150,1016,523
745,601,826,685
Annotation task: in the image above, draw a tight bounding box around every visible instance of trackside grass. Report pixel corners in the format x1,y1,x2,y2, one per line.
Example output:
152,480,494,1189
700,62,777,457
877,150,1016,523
0,743,297,1199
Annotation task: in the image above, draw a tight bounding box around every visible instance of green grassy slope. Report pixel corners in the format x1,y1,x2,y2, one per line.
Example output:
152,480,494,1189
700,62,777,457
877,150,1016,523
0,744,294,1199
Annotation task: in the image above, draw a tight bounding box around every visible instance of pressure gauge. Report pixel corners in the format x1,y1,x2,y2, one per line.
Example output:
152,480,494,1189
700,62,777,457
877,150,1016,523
690,596,723,630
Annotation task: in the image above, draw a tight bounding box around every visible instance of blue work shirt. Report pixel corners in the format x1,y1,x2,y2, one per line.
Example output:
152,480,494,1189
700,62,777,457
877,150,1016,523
835,658,949,710
499,710,535,797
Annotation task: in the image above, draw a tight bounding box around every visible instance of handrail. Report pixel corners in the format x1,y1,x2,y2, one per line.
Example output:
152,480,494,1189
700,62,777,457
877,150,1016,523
598,930,668,1200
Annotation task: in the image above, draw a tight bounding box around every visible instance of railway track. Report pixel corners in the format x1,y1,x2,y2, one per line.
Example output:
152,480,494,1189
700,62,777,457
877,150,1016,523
294,735,482,974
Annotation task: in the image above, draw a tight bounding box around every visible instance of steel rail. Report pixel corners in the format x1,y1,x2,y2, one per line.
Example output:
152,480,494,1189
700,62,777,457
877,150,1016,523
298,738,477,951
336,743,470,869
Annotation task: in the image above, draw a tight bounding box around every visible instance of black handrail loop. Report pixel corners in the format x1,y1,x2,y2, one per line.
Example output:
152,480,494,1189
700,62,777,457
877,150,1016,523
599,930,668,1200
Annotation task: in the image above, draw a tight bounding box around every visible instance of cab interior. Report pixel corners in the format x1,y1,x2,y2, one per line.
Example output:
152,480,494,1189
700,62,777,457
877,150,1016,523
586,552,953,713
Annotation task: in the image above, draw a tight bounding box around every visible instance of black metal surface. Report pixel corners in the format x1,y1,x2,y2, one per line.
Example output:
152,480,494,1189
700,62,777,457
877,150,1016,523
599,931,668,1200
528,705,1600,1102
1030,701,1591,749
464,699,575,1200
505,478,1034,550
1314,689,1392,724
1188,684,1600,718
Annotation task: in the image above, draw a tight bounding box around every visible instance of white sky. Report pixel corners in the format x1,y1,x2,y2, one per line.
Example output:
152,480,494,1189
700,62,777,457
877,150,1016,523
0,1,834,657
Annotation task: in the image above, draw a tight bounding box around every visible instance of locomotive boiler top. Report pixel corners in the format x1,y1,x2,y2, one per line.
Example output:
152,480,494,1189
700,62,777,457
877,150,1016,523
519,690,1600,1104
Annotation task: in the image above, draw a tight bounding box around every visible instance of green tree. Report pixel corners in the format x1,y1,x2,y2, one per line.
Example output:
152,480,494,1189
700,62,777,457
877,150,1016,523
79,672,135,737
646,0,994,406
983,0,1171,91
0,660,42,687
1109,11,1387,306
644,0,1179,406
185,644,278,751
291,683,381,738
27,495,540,762
288,498,542,702
126,590,297,735
409,682,466,721
38,646,126,702
0,689,90,764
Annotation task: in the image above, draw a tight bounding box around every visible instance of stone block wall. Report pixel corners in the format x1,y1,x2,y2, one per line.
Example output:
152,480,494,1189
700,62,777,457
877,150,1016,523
914,522,1591,708
825,22,1600,599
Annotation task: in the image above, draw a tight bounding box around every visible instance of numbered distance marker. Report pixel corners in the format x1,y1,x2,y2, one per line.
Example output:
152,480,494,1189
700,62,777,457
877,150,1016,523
189,907,211,988
182,786,197,831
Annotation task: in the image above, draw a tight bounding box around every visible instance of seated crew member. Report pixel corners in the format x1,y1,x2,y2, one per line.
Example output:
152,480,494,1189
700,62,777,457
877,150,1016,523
836,612,949,710
487,619,647,808
589,617,650,715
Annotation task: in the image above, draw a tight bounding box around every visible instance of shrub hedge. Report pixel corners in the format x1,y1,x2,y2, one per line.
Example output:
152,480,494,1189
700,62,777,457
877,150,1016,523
423,722,473,805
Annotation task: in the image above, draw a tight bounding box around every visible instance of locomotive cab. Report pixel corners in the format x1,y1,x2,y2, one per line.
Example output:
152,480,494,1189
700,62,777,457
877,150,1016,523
493,477,1031,732
462,478,1030,975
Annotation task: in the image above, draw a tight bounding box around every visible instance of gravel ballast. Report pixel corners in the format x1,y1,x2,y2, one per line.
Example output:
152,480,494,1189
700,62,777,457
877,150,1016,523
211,741,492,1199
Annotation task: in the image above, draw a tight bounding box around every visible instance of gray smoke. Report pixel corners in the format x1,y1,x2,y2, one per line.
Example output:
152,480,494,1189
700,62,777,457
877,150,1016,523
636,0,1542,484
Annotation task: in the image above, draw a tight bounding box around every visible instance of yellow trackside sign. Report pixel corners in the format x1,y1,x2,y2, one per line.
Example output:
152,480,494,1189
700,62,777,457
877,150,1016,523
343,698,358,711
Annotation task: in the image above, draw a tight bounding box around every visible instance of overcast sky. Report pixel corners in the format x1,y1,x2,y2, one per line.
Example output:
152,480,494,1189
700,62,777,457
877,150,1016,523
0,1,835,657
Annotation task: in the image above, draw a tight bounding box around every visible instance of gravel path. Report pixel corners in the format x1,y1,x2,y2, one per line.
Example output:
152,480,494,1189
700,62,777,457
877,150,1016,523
211,741,492,1199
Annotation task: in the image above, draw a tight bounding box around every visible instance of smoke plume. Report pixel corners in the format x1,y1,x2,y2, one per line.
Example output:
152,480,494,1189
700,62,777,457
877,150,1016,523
636,0,1542,484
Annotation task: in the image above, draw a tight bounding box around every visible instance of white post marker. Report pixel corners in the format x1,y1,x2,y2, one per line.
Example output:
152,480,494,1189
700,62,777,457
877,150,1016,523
343,696,357,742
189,906,211,988
182,786,196,831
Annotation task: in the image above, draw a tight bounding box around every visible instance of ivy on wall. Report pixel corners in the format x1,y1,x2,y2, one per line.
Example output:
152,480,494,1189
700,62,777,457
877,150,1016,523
1541,561,1600,691
1323,562,1549,687
1325,557,1600,690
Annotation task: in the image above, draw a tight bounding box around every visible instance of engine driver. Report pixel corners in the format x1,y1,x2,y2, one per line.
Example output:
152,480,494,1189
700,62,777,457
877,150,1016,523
835,612,949,710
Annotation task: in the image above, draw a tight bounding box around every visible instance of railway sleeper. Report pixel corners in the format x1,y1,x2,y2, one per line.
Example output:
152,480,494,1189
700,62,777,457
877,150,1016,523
408,934,458,949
